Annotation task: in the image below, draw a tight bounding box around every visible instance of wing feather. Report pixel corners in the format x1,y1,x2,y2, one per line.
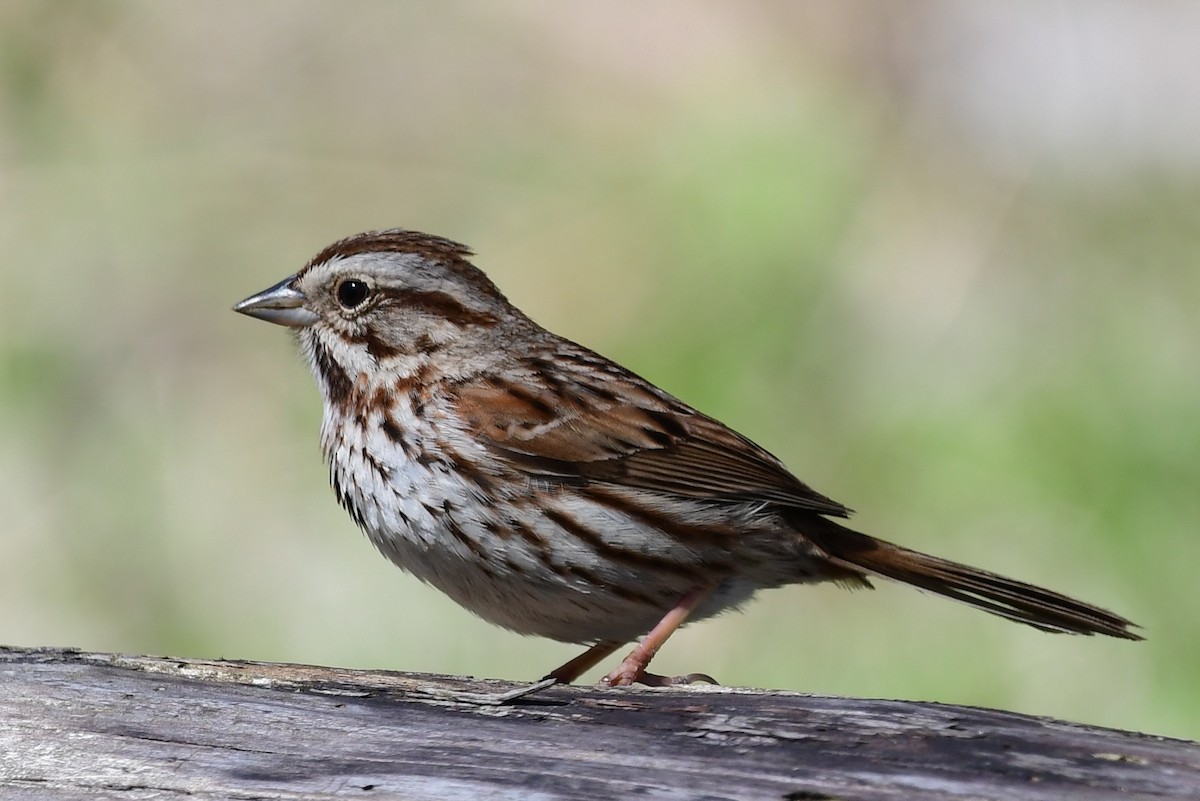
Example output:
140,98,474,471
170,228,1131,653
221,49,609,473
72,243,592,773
451,366,851,518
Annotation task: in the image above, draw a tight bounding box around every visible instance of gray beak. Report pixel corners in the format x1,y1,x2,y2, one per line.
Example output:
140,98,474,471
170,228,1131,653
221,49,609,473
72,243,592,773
233,275,319,328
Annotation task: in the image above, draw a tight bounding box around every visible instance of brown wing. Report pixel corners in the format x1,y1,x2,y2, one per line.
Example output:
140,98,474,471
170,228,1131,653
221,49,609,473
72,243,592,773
451,365,851,518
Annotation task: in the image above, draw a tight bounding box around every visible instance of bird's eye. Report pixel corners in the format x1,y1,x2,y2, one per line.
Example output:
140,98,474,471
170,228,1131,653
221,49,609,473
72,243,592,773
336,279,370,309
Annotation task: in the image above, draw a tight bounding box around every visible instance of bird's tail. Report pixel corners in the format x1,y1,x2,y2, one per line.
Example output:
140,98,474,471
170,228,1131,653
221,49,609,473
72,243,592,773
805,519,1141,640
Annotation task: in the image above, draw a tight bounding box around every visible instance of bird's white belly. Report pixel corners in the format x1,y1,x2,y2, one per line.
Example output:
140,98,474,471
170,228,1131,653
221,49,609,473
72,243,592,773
322,405,780,644
325,408,671,642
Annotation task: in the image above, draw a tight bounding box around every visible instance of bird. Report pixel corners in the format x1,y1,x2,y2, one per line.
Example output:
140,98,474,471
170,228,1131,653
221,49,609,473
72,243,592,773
233,228,1141,690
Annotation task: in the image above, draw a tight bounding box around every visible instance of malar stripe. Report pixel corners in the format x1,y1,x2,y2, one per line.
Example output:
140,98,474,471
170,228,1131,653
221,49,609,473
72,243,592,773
313,339,353,409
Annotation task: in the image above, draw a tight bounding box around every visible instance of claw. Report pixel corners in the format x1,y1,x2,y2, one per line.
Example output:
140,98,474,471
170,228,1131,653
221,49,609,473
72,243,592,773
598,587,714,687
635,671,720,687
678,671,719,685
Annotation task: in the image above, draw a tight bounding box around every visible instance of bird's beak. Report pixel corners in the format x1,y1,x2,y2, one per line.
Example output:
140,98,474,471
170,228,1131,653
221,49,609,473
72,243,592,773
233,275,319,328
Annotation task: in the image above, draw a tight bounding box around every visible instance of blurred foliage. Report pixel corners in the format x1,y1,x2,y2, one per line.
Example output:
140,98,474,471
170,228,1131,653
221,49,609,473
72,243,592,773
1,2,1196,741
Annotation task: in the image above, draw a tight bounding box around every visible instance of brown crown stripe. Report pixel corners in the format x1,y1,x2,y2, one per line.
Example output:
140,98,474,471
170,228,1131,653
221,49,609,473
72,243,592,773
305,230,473,273
542,507,701,580
300,228,510,304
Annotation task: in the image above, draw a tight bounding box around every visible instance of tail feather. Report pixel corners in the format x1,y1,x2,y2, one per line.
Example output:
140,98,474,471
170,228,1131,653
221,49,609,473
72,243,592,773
805,519,1142,641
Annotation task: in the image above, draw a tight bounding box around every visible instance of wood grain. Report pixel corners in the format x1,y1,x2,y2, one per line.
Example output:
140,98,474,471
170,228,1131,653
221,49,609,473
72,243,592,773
1,647,1196,800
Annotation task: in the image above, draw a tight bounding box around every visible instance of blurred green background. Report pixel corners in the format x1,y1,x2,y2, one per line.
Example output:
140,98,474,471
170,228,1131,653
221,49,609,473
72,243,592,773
2,2,1196,740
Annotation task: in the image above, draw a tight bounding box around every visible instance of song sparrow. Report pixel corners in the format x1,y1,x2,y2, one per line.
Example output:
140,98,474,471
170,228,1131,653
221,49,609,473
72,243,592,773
234,229,1140,689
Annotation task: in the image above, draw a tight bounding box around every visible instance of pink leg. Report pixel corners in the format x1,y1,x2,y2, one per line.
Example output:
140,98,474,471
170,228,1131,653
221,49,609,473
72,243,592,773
543,640,623,684
490,641,627,703
601,587,713,687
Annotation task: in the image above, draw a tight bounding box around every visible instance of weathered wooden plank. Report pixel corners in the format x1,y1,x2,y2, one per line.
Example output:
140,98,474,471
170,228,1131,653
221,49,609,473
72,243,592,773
0,647,1196,800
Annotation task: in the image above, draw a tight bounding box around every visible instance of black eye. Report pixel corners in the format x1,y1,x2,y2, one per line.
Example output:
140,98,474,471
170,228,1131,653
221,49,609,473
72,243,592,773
336,279,370,309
